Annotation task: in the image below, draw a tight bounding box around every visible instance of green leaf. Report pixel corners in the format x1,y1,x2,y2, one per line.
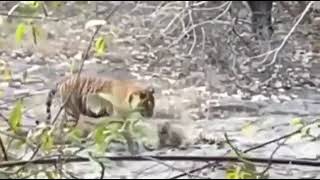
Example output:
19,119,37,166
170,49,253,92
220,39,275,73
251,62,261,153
291,117,304,127
15,23,27,44
226,163,266,179
45,171,59,179
40,130,54,151
29,1,40,9
9,100,23,133
95,126,108,145
68,127,84,142
241,123,258,137
18,1,41,15
95,36,107,56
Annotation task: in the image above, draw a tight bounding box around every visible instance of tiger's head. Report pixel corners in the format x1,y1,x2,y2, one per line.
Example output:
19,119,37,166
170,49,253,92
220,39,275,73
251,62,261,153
128,86,155,118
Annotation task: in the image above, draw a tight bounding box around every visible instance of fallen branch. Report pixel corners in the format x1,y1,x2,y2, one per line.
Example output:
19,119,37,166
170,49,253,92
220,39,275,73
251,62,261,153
0,12,60,21
169,161,220,179
0,155,320,169
243,118,320,153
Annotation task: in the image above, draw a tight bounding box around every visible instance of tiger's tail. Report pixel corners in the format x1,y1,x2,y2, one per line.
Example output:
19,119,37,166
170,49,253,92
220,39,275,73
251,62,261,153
46,88,57,123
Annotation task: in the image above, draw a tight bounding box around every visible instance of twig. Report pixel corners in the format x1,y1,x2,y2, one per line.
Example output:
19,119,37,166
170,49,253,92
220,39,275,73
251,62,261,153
15,144,43,175
259,139,286,176
40,2,49,17
200,27,206,56
7,2,21,16
98,161,105,179
29,145,41,160
162,4,188,34
88,152,106,179
246,49,277,63
0,136,8,161
141,156,208,179
0,130,29,145
263,1,314,68
187,2,197,55
189,1,207,8
169,161,220,179
224,133,255,166
63,170,81,179
232,23,252,53
170,1,232,47
191,1,231,11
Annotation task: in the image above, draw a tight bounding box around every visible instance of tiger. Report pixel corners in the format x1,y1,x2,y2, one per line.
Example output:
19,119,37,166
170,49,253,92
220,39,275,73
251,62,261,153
45,74,155,129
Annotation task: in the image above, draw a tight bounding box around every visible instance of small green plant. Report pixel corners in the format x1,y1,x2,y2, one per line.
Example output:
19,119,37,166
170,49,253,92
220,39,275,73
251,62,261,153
95,36,107,56
15,22,27,43
9,100,23,134
226,163,268,179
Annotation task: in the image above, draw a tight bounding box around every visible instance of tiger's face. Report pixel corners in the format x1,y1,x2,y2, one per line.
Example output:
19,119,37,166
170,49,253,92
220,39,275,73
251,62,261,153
128,87,155,118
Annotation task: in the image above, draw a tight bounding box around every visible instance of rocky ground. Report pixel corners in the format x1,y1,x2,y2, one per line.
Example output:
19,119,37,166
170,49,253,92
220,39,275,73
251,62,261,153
1,1,320,179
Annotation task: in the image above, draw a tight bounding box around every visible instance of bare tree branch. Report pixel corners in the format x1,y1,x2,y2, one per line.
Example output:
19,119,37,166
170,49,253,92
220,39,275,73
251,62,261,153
170,1,232,47
1,154,320,169
262,1,314,68
243,118,320,153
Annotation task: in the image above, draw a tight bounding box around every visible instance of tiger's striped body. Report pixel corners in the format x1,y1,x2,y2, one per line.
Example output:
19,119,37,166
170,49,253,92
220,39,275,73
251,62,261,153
46,74,155,127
